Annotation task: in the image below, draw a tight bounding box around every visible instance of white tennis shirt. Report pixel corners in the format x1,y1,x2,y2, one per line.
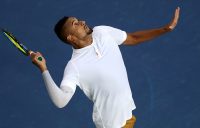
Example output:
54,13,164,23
60,26,136,128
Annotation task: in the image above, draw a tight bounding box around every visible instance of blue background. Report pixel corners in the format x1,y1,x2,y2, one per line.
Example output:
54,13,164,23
0,0,199,128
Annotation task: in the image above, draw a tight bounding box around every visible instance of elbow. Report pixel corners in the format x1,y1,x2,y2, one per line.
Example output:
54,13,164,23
54,101,68,108
124,34,140,45
48,88,74,109
56,104,66,108
52,97,70,109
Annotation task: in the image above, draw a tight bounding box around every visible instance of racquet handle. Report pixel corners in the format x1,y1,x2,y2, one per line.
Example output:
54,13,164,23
37,57,43,61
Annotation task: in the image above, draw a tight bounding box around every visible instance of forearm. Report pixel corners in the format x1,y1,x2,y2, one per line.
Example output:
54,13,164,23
127,25,171,45
42,70,74,108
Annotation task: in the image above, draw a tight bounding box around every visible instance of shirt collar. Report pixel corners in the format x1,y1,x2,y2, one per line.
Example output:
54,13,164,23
72,32,94,53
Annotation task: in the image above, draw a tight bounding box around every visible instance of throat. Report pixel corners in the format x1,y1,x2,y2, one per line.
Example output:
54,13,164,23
73,35,93,49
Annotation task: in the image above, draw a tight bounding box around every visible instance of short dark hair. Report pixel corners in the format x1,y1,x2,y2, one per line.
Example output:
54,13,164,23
54,16,69,43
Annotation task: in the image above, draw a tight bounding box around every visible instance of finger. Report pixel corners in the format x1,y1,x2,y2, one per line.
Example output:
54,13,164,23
175,9,180,22
176,7,180,11
176,7,180,17
168,7,180,30
29,51,34,56
177,7,180,11
176,8,180,14
31,53,42,63
30,53,37,60
39,52,43,56
36,52,44,57
173,8,180,23
29,51,36,56
36,51,40,55
34,52,41,59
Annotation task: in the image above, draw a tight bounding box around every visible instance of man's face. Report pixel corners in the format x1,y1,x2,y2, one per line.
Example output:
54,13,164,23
63,17,93,41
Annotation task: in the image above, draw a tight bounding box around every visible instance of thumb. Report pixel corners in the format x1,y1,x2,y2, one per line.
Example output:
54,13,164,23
29,51,37,61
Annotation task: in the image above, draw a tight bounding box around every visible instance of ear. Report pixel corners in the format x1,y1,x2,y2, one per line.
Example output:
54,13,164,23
67,35,72,42
67,35,78,43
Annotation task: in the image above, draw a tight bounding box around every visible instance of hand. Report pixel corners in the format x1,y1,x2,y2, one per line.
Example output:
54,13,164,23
166,7,180,31
30,51,47,73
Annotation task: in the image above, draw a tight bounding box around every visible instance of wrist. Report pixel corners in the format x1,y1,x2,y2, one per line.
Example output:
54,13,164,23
163,25,173,32
40,66,48,73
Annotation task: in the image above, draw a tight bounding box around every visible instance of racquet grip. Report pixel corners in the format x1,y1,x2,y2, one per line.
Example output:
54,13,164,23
37,57,43,61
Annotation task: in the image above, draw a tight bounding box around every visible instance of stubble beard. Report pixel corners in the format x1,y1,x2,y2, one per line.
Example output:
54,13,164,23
87,27,93,35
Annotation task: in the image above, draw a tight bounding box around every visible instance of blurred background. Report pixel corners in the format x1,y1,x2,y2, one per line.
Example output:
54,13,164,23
0,0,199,128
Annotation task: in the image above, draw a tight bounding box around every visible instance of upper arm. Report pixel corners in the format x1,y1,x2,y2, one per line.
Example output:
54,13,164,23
122,33,138,45
96,26,138,45
96,26,127,45
60,61,79,92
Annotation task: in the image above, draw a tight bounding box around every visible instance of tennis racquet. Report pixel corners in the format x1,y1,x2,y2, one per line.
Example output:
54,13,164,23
1,28,42,61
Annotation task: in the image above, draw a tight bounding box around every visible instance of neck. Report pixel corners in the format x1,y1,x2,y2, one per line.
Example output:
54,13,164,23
72,34,93,49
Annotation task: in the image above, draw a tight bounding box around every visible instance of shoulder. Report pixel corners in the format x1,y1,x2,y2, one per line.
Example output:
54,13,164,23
92,25,115,37
63,60,79,74
93,25,126,34
64,60,75,70
93,25,113,32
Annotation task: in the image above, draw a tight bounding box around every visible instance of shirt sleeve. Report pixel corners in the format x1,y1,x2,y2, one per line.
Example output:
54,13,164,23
42,70,75,108
60,61,80,92
99,26,127,45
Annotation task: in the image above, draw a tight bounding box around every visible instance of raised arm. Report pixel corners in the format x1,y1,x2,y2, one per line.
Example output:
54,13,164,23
30,51,75,108
123,7,180,45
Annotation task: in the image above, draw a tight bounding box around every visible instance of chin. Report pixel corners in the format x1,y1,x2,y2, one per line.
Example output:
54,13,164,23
87,28,93,34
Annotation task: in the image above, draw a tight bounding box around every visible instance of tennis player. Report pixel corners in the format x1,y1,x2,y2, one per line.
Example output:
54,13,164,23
30,7,180,128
